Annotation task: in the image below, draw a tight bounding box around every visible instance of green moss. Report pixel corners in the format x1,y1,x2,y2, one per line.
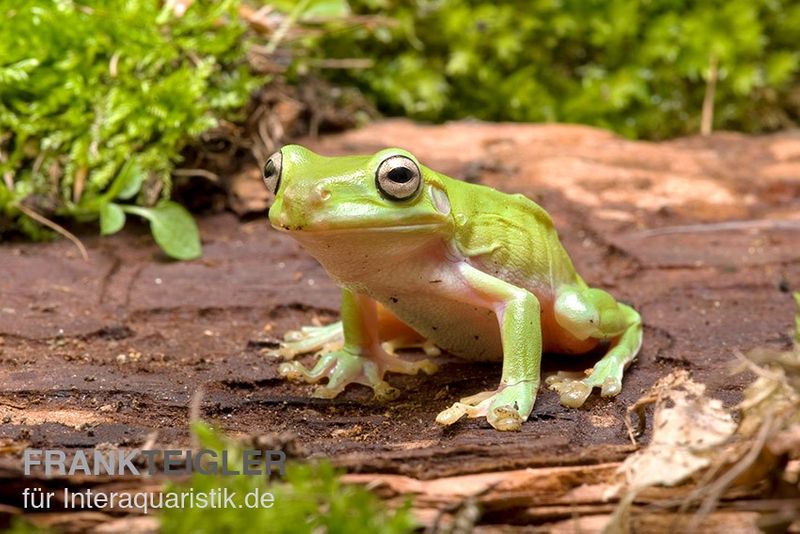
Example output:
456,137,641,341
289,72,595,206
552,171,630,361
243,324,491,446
160,422,415,534
300,0,800,139
160,461,415,534
4,518,52,534
0,0,261,256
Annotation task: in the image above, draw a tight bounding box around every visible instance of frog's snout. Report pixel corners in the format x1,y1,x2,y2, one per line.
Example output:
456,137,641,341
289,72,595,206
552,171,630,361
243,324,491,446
283,182,331,208
271,182,331,230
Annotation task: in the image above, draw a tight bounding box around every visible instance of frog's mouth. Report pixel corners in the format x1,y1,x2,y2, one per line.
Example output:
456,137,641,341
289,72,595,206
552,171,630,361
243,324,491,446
269,204,449,235
271,221,445,234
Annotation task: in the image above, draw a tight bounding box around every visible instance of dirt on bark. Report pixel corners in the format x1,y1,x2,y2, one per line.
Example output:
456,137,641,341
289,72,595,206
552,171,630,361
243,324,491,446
1,121,799,530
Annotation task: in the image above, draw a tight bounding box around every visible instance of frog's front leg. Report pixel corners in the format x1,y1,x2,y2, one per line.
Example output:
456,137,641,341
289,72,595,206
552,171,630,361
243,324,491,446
436,264,542,431
277,289,438,401
546,284,643,408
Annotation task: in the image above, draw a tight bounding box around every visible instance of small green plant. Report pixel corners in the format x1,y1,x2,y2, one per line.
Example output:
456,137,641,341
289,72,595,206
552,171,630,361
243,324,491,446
0,0,261,258
159,421,415,534
793,292,800,345
4,518,52,534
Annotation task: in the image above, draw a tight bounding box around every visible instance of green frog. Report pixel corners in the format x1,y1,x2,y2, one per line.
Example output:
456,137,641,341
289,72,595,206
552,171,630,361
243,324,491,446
264,145,642,431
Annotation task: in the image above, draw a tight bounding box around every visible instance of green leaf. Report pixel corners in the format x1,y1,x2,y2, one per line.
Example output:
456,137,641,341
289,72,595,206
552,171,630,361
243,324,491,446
117,168,145,201
100,202,126,235
304,0,350,18
122,201,202,260
109,158,145,201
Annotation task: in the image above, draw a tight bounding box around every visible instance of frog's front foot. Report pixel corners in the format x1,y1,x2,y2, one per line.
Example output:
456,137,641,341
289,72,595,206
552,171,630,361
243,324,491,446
545,357,624,408
435,380,537,432
279,345,438,401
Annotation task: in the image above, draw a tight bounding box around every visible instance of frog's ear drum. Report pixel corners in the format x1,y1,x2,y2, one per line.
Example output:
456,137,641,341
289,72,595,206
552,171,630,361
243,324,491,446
263,151,283,195
376,155,421,201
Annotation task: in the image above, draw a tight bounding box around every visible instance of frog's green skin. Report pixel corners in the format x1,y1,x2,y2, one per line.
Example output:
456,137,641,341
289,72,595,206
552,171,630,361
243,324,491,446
266,145,642,431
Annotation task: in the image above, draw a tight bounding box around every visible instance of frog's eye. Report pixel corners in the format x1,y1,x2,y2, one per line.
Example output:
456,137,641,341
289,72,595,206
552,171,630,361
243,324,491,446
375,155,421,201
262,151,283,194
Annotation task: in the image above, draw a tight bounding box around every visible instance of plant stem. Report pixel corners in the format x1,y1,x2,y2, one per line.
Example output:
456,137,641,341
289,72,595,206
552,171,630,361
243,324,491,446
701,53,719,136
16,203,89,261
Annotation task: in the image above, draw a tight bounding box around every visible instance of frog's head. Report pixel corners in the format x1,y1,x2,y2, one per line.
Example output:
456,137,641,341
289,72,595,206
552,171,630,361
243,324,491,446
265,145,453,236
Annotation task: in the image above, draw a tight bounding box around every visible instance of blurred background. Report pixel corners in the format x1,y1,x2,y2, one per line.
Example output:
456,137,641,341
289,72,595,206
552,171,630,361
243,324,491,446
1,0,798,255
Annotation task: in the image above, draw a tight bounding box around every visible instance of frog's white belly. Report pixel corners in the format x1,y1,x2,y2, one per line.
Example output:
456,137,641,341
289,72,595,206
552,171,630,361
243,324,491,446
352,251,505,360
382,291,503,361
295,230,509,361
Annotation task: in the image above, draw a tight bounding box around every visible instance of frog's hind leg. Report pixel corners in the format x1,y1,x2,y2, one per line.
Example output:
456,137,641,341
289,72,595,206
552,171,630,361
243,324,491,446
376,304,442,357
270,303,438,360
547,285,643,408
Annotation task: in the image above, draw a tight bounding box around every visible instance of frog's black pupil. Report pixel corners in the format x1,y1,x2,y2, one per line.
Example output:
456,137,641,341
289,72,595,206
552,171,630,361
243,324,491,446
387,167,413,184
264,160,275,179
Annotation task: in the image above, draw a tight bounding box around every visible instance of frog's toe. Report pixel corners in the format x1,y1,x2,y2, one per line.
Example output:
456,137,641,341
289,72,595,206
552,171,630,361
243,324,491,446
436,381,536,431
491,382,535,414
486,381,536,431
435,399,490,426
278,361,309,381
381,338,442,362
278,352,340,383
434,404,464,426
547,376,593,408
373,347,439,376
601,376,622,397
305,352,362,398
487,405,524,432
313,379,398,401
270,322,344,360
386,357,439,376
546,360,625,408
278,347,415,401
371,381,401,401
312,384,344,399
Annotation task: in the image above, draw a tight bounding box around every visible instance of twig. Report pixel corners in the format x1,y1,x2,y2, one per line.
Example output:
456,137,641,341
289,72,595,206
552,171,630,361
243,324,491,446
731,349,785,384
189,387,204,452
15,203,89,261
264,0,310,55
239,4,275,34
172,168,220,183
109,51,120,78
141,430,158,452
72,166,87,203
31,153,44,178
689,415,775,531
0,149,13,191
308,58,374,69
701,53,719,136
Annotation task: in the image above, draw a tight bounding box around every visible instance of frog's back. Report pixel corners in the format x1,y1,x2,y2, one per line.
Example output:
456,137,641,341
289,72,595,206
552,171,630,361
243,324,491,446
444,177,580,296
